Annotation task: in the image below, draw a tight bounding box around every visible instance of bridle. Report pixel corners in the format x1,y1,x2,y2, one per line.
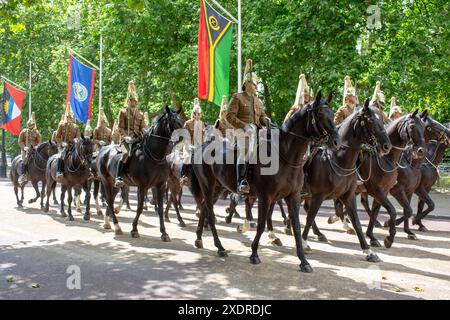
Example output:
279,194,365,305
67,139,90,172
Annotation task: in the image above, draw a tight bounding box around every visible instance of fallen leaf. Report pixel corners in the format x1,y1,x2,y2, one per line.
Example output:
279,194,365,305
414,287,424,292
382,276,387,281
6,276,14,283
394,287,403,293
31,283,41,288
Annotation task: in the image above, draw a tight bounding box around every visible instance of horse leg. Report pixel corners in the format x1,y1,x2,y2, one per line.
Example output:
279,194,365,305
44,177,55,213
311,220,328,242
76,187,82,213
302,196,324,252
13,179,22,208
83,181,91,221
391,191,417,240
60,185,67,218
40,181,46,209
246,196,257,228
267,202,282,246
361,193,383,229
130,187,146,238
67,187,75,221
249,196,269,264
368,188,397,248
328,199,341,224
164,192,172,223
413,188,434,232
104,184,122,235
94,181,103,216
195,204,207,249
286,194,312,273
224,196,236,224
173,189,186,227
155,186,170,242
177,187,184,210
342,193,380,262
278,200,288,225
28,180,40,204
52,186,59,205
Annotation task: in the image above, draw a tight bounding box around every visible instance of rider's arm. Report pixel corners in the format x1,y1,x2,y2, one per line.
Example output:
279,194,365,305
226,93,246,129
36,130,42,145
18,131,25,150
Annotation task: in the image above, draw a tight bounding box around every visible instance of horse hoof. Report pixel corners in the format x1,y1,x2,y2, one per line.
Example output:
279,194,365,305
249,222,257,229
196,211,201,218
317,234,328,242
225,216,232,224
374,220,383,228
272,238,283,246
143,206,148,211
161,234,171,242
383,220,389,227
97,210,103,216
366,253,381,263
249,256,261,264
300,264,313,273
284,227,292,236
28,199,35,204
234,212,241,218
225,208,232,214
53,201,59,205
418,225,428,232
218,250,228,257
370,240,382,248
61,212,67,218
304,245,312,253
384,238,393,249
179,205,184,210
237,225,243,233
327,215,340,224
83,214,90,221
103,224,111,230
178,222,186,228
408,234,418,240
130,231,140,238
194,239,203,249
76,208,82,213
43,205,49,213
114,207,120,214
114,228,123,236
164,217,171,223
68,216,75,222
283,219,287,226
18,203,23,209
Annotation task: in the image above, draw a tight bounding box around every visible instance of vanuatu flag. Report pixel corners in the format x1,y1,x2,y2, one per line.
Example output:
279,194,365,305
1,81,26,136
198,0,234,106
66,54,96,124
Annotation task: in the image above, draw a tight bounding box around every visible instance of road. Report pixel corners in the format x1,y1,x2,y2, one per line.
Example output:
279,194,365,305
1,180,450,299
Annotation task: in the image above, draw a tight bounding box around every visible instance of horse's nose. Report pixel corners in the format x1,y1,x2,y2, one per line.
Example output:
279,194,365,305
417,147,424,156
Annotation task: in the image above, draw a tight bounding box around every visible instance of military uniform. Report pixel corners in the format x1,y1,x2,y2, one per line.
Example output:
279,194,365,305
226,91,267,130
84,120,93,137
18,113,41,183
334,105,355,124
283,74,311,123
334,76,357,125
111,122,121,144
55,112,79,177
92,126,112,152
370,81,390,125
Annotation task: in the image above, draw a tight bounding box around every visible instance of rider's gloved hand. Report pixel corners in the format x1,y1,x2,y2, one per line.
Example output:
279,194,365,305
24,147,29,152
244,124,252,133
62,142,67,148
125,136,134,144
99,140,106,146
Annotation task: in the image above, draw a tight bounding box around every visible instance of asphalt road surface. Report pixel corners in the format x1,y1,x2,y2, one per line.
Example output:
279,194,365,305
1,180,449,300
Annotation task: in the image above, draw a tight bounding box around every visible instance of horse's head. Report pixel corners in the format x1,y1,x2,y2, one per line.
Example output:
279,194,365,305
153,106,184,138
204,121,223,143
420,110,449,145
47,140,59,157
78,134,94,163
398,110,426,159
354,99,391,155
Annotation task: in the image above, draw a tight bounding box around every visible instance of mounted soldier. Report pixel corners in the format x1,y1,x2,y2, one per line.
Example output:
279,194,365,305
180,98,205,185
217,95,233,138
92,109,112,152
18,112,41,184
284,74,312,123
370,81,390,125
114,80,146,187
111,119,121,144
334,75,358,124
55,110,80,178
84,119,93,137
389,96,403,122
226,59,268,194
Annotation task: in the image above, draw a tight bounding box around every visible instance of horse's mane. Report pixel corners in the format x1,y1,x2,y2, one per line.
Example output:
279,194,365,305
282,102,310,132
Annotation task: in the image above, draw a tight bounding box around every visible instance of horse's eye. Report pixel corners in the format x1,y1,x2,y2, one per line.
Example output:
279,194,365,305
427,127,432,131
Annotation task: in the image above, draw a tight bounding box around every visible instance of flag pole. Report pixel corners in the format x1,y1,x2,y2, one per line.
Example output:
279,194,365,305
0,76,26,91
68,48,100,70
237,0,242,93
29,61,32,119
99,34,103,113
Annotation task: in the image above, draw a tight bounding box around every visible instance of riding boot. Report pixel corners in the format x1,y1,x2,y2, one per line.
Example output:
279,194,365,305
180,164,191,186
115,160,125,188
19,163,28,184
237,162,250,194
56,158,64,178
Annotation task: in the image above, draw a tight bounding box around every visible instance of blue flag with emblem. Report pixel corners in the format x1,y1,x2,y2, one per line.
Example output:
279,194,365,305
65,55,96,123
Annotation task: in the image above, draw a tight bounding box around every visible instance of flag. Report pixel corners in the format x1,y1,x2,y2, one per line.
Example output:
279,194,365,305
198,0,234,107
66,54,96,123
1,81,26,136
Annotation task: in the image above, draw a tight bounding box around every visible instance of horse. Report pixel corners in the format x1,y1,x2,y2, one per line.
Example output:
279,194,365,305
43,135,93,221
413,126,450,231
300,99,391,262
356,110,426,248
190,90,339,273
164,150,186,227
96,106,184,239
10,141,58,208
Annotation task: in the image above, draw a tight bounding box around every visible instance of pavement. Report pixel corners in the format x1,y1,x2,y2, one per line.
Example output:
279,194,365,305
1,179,450,300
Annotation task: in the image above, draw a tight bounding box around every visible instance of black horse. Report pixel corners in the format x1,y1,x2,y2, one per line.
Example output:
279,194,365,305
44,136,93,221
190,91,339,273
10,141,58,208
96,106,184,239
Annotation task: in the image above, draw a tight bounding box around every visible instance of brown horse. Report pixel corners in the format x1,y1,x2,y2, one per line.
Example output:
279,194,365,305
190,91,339,273
96,107,184,239
357,110,426,248
10,141,58,208
302,99,391,262
44,136,93,221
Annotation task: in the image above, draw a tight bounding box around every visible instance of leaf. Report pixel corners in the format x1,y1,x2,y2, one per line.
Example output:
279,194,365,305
31,283,41,288
6,276,14,283
394,287,403,293
381,276,387,280
414,287,424,292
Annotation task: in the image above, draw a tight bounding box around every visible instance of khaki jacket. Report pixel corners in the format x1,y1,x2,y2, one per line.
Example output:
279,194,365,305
226,92,267,129
18,128,41,150
56,122,79,145
334,105,355,124
118,108,145,140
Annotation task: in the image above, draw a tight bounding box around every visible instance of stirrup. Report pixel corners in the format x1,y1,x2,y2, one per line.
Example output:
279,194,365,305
56,171,63,178
237,180,250,194
115,178,124,188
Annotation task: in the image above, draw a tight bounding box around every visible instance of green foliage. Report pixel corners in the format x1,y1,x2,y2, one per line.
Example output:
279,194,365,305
1,0,448,156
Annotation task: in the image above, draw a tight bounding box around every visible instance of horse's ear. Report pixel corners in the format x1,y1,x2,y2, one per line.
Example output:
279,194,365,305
48,139,52,144
364,98,370,110
176,107,182,114
420,109,428,119
411,109,418,117
90,134,94,140
165,105,171,114
214,119,220,129
81,133,85,140
326,92,332,104
314,90,322,107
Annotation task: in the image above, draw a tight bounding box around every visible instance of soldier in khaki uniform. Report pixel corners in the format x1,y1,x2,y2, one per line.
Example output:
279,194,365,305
226,59,268,194
52,115,65,144
18,112,41,183
55,110,80,177
388,96,403,122
334,75,358,125
111,119,121,144
92,109,112,152
115,80,146,187
217,95,233,137
284,74,312,123
84,119,93,137
370,81,390,125
180,99,206,184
